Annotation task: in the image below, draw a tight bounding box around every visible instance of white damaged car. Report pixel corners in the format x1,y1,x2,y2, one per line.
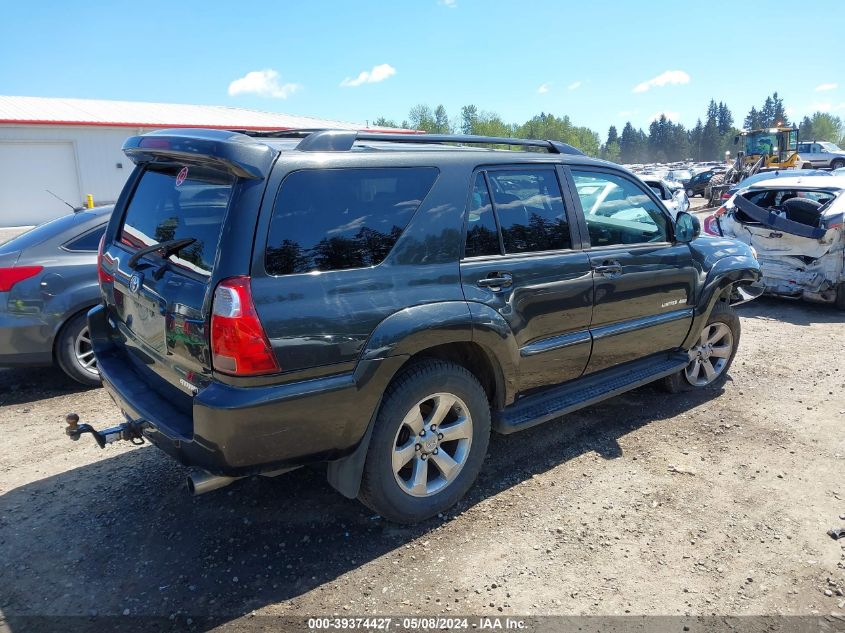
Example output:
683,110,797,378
704,175,845,309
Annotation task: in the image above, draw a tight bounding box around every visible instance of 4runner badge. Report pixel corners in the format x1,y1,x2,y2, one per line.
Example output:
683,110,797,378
129,272,143,295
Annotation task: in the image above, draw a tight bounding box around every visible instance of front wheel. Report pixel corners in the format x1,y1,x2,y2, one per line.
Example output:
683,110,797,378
831,159,845,171
686,188,695,198
358,359,491,524
662,301,740,393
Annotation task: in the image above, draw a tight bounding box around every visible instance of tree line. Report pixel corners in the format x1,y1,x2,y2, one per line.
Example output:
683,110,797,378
374,93,845,165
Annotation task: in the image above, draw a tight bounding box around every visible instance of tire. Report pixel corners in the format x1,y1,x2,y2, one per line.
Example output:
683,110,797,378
358,359,491,524
835,283,845,311
662,301,740,393
831,159,845,170
686,188,695,198
707,173,725,206
55,310,101,387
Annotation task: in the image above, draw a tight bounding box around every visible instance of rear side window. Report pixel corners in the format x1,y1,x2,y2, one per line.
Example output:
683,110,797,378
64,224,106,252
486,169,571,254
120,164,234,275
265,167,438,275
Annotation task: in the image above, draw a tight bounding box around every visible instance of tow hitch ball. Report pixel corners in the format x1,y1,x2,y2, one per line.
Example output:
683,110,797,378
64,413,147,448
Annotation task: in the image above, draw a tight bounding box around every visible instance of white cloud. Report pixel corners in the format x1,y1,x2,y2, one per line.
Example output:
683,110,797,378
633,70,690,93
812,101,845,113
567,81,582,90
340,63,397,87
438,0,457,7
228,69,300,99
815,83,838,92
537,82,551,94
651,111,680,122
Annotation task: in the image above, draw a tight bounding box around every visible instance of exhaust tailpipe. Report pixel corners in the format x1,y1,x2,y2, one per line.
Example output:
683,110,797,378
187,470,242,495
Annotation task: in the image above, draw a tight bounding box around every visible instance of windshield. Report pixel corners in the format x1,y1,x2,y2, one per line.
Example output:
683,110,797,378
819,142,842,152
669,170,691,181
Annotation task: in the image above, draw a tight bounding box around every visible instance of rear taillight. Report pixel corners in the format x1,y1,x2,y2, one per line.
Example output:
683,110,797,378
97,233,114,285
702,215,722,236
210,276,280,376
720,192,731,200
0,266,43,292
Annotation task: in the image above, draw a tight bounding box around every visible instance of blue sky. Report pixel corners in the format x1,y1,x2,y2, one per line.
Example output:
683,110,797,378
2,0,844,137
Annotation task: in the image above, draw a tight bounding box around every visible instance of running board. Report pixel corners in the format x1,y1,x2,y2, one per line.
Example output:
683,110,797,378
493,353,689,434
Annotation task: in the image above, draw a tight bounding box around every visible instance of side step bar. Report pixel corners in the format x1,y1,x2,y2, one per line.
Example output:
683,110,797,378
493,353,689,434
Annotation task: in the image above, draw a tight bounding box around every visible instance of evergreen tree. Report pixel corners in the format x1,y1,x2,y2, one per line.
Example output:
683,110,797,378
433,105,450,133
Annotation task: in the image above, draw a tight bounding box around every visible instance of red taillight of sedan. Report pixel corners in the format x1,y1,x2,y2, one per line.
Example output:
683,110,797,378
0,266,44,292
97,233,114,285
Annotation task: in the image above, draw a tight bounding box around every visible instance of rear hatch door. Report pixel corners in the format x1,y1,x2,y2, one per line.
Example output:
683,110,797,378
109,162,236,394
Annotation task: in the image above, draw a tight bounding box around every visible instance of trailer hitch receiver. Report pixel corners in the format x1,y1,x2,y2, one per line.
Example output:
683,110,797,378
64,413,148,448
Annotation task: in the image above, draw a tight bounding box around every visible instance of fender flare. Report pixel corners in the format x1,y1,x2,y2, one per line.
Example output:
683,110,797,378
683,254,760,349
328,301,520,499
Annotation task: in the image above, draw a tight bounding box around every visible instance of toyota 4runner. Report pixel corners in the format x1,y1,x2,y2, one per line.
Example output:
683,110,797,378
72,128,763,523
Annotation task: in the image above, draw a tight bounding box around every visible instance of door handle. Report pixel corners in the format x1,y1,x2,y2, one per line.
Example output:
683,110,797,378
477,272,513,289
592,261,623,277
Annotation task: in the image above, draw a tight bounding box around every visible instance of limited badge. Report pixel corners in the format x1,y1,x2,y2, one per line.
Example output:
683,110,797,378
175,166,189,187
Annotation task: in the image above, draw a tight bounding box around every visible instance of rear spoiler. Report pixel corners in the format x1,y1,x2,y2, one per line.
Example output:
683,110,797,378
733,194,826,239
122,129,277,179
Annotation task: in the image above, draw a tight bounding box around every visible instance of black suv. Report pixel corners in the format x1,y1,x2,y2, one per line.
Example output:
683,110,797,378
81,129,762,523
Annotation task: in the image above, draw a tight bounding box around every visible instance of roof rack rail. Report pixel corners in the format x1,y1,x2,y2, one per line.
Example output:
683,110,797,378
292,130,585,155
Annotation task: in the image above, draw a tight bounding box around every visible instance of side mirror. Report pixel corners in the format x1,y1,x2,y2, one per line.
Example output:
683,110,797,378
675,211,700,243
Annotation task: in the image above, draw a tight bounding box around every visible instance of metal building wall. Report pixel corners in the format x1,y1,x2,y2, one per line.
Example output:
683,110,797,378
0,125,148,225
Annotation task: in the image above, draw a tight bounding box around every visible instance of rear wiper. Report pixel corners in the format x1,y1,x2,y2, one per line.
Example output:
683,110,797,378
127,238,197,269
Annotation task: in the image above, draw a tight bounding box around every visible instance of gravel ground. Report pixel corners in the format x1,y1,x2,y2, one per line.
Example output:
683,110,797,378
1,296,843,629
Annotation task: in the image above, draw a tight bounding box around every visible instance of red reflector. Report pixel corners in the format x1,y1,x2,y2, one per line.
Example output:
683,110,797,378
211,276,280,376
721,192,731,200
97,233,114,285
0,266,43,292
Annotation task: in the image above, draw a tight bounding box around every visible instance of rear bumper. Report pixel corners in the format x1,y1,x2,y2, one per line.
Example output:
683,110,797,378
89,304,404,476
0,307,53,367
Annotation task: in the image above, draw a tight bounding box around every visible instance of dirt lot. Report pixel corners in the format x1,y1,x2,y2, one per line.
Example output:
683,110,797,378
1,296,843,628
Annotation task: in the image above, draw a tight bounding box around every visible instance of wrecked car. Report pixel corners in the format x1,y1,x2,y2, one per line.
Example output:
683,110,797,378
705,175,845,309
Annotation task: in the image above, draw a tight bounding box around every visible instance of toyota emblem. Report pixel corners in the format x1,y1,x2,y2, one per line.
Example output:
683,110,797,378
129,272,143,295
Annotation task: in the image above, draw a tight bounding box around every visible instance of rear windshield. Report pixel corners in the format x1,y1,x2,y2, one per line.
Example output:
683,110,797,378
120,164,234,275
265,167,438,275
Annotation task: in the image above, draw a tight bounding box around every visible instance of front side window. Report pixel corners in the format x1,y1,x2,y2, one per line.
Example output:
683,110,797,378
265,167,438,275
572,171,669,246
486,169,571,254
120,164,234,274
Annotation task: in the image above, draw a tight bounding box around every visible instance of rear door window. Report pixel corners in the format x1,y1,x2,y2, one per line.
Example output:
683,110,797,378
265,167,438,275
120,164,234,275
486,169,572,254
464,173,500,257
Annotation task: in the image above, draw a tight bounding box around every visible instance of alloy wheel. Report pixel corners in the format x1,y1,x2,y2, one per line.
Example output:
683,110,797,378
392,392,473,497
684,322,733,386
74,326,99,377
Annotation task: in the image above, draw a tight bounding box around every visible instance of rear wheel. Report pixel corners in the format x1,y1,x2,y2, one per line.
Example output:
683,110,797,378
662,301,739,393
358,359,490,524
56,311,100,387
